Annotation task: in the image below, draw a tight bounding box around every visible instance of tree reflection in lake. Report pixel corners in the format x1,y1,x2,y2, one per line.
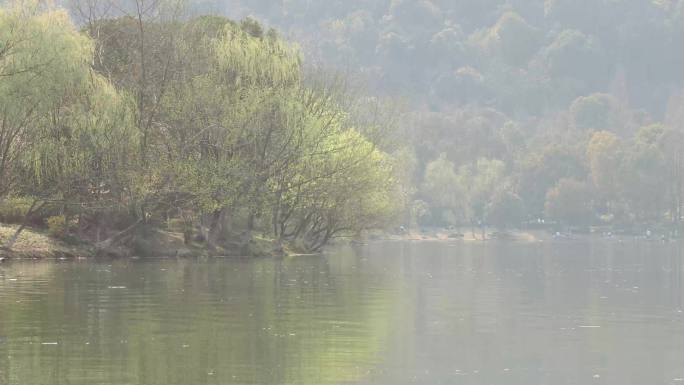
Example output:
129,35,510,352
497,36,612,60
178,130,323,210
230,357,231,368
1,240,684,385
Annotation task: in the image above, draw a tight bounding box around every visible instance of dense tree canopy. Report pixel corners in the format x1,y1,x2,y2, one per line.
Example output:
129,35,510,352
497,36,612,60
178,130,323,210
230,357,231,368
4,0,684,248
211,0,684,231
0,1,402,253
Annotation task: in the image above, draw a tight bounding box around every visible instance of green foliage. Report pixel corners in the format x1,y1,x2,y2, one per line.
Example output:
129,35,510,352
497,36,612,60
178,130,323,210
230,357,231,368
587,131,623,200
542,29,610,86
457,158,507,224
545,178,594,226
477,11,541,66
203,0,684,231
46,215,67,238
421,154,461,224
240,17,265,38
4,0,684,242
486,186,525,228
0,2,401,253
518,144,587,217
620,142,667,220
0,197,34,224
418,155,507,226
570,94,621,131
0,2,96,196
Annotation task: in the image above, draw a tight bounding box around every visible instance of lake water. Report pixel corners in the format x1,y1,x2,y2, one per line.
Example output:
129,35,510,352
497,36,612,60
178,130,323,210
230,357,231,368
1,240,684,385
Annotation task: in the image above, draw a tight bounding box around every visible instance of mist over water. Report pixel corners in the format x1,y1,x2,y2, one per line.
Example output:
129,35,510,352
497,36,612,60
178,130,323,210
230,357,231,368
2,241,684,385
4,1,684,383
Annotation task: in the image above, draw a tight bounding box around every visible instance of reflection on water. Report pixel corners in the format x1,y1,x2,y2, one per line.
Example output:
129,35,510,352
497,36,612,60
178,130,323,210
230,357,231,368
1,241,684,384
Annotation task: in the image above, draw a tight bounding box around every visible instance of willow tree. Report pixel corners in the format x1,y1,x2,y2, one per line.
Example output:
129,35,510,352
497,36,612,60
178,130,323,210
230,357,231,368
587,131,623,211
286,129,398,251
0,1,138,248
0,2,94,197
51,12,401,252
20,75,137,238
160,17,399,251
421,154,461,225
150,20,304,244
78,0,187,161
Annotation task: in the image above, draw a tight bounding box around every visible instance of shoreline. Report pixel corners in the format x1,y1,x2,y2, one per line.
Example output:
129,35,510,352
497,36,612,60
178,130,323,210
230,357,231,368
2,223,680,262
0,224,93,260
373,227,680,244
377,229,544,243
0,223,290,261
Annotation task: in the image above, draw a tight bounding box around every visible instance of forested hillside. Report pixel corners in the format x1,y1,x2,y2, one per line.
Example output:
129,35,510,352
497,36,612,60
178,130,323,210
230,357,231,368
218,0,684,230
2,0,684,257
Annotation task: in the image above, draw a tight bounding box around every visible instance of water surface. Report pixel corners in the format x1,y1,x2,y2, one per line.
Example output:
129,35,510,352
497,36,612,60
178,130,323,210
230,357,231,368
1,240,684,385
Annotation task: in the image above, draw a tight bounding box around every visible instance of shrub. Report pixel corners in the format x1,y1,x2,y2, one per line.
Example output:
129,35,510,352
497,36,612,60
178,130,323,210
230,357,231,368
166,218,187,232
0,197,35,224
47,215,68,238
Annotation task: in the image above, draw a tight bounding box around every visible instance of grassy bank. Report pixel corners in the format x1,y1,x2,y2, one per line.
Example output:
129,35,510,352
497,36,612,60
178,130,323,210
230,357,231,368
0,223,295,260
0,224,93,259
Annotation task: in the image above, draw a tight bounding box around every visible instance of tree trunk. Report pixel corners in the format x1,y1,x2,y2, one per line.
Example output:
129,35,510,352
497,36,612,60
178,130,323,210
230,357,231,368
95,219,143,250
1,199,44,251
238,212,256,255
207,208,230,247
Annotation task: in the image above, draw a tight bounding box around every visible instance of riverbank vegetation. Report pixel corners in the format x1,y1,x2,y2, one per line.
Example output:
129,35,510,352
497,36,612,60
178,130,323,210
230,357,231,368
0,0,403,257
4,0,684,258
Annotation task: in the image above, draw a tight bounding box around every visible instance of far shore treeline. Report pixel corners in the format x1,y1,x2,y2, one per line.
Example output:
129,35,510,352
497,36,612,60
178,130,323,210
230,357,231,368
2,0,684,258
219,0,684,237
